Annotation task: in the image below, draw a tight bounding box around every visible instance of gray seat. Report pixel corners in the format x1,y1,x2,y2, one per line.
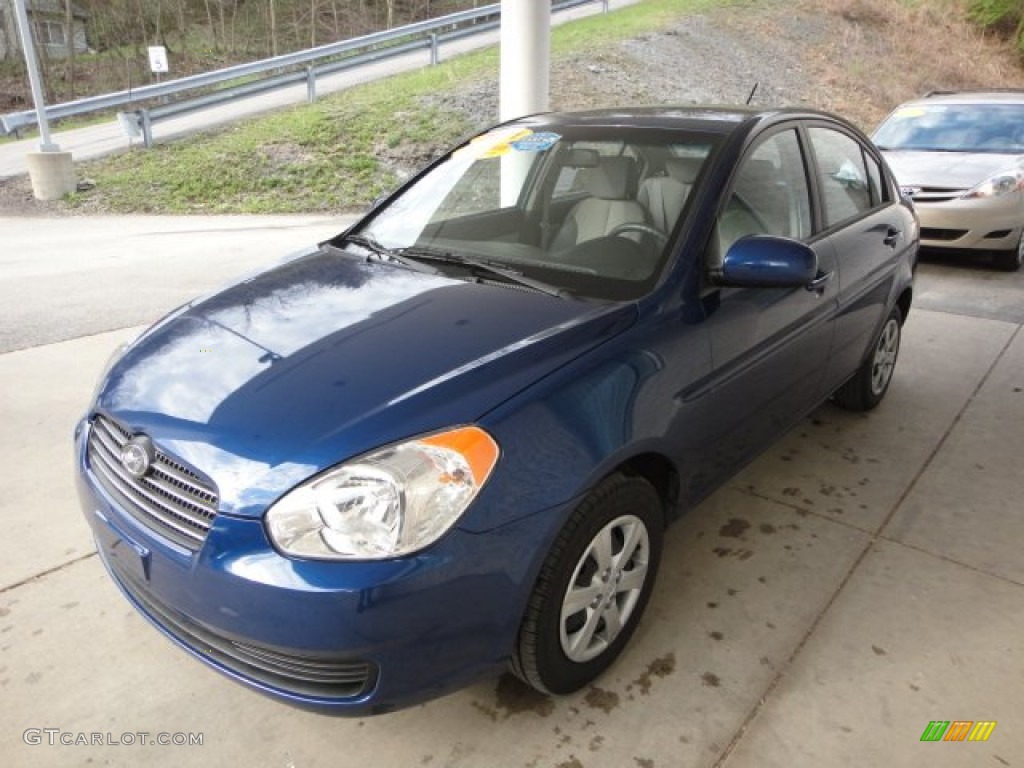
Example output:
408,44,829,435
638,157,701,233
551,156,645,249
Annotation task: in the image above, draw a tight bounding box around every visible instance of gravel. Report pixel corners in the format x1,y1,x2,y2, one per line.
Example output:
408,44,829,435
424,8,834,133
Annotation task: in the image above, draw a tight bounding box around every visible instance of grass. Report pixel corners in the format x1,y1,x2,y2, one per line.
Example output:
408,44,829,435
69,84,469,213
63,0,729,214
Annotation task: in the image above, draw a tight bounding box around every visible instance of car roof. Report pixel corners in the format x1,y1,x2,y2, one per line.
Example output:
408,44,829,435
905,90,1024,106
512,105,852,135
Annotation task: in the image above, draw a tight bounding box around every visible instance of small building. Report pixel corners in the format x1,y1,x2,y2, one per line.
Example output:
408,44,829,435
0,0,89,61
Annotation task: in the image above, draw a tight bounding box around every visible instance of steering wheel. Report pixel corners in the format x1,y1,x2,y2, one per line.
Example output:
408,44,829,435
607,222,669,245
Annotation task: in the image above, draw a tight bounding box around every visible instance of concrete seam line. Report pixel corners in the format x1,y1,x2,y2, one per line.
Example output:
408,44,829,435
734,486,876,536
877,322,1020,536
873,533,1024,589
711,322,1021,767
0,550,97,595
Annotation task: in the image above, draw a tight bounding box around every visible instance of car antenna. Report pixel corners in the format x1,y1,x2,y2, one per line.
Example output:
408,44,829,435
745,82,759,105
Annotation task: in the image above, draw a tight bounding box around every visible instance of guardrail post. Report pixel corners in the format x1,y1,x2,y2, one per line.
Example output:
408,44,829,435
430,33,439,65
140,109,154,149
306,66,317,103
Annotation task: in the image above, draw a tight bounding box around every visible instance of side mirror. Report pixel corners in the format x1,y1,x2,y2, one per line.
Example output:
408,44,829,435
719,235,818,288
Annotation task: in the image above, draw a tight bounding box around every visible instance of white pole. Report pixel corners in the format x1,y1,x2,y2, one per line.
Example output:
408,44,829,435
499,1,549,205
12,0,59,151
499,0,550,122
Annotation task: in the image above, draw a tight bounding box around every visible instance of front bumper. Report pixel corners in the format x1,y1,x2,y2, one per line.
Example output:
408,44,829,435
76,419,567,715
913,194,1023,252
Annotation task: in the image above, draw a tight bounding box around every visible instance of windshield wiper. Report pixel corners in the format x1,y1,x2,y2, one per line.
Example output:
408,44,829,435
401,246,568,298
326,235,441,276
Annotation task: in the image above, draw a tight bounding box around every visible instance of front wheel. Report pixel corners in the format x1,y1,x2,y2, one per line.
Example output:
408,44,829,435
993,232,1023,272
833,304,903,412
511,474,663,695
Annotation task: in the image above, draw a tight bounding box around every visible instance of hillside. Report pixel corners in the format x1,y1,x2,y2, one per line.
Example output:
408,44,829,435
2,0,1024,215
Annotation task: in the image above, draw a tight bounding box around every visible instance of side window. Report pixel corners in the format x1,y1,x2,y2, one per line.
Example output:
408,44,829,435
862,148,887,207
712,129,812,267
808,127,872,227
552,142,641,201
552,165,586,200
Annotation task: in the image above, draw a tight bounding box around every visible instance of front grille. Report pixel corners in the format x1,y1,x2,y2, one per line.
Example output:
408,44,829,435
109,558,376,699
87,415,218,551
910,187,966,203
921,227,968,242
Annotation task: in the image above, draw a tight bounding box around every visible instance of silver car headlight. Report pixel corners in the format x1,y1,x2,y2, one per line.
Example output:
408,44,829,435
962,168,1024,199
265,426,499,560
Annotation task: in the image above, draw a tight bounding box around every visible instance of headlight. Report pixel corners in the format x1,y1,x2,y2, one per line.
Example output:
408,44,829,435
265,426,499,560
962,169,1024,199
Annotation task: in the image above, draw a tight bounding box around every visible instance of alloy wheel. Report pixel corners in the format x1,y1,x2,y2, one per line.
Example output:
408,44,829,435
870,317,900,396
559,514,650,663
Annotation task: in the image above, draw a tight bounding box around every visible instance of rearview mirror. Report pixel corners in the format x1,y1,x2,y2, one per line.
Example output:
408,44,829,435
719,236,817,288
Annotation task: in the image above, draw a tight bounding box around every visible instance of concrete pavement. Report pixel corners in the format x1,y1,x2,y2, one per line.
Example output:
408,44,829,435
0,0,637,180
1,219,1022,767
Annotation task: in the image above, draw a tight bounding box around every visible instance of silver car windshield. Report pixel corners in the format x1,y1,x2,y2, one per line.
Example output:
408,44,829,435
355,125,717,301
875,103,1024,154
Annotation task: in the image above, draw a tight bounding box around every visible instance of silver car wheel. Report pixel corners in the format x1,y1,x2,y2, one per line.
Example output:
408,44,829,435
870,317,900,396
559,514,650,663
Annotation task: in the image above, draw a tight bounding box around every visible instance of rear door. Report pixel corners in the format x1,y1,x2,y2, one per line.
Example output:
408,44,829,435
804,124,908,393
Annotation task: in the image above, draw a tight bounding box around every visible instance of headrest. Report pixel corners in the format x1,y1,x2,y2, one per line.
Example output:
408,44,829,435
581,156,637,200
664,157,703,185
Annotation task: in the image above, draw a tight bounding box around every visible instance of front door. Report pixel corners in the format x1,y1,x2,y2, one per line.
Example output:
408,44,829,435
689,127,838,496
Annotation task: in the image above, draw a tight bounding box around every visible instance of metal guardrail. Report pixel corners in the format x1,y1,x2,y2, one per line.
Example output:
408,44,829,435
2,0,606,145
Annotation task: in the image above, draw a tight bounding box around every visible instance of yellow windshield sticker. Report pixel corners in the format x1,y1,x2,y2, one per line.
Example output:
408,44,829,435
457,128,534,159
894,107,926,118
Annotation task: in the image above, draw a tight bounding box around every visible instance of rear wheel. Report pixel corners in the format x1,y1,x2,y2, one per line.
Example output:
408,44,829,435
833,305,903,412
993,232,1023,272
511,474,663,694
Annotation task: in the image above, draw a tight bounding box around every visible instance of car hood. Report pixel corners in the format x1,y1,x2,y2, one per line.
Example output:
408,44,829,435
95,248,636,517
882,150,1024,190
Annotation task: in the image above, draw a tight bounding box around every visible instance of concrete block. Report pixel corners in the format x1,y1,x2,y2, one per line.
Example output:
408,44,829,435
26,150,76,201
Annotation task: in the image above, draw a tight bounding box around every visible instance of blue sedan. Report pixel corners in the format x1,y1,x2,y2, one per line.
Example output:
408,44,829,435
76,106,918,714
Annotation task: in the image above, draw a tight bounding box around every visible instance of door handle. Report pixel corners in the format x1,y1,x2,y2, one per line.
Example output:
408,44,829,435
883,227,901,247
805,270,834,294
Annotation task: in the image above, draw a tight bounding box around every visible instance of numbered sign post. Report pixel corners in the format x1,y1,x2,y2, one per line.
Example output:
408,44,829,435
148,46,169,83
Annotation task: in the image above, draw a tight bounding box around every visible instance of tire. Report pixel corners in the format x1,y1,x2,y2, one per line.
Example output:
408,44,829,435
992,232,1023,272
511,474,663,695
833,304,903,412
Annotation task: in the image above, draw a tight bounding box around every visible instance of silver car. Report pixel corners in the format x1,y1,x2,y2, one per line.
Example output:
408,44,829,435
874,90,1024,271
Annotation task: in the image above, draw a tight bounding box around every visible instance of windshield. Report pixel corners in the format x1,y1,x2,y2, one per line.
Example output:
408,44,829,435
874,103,1024,154
354,124,718,301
